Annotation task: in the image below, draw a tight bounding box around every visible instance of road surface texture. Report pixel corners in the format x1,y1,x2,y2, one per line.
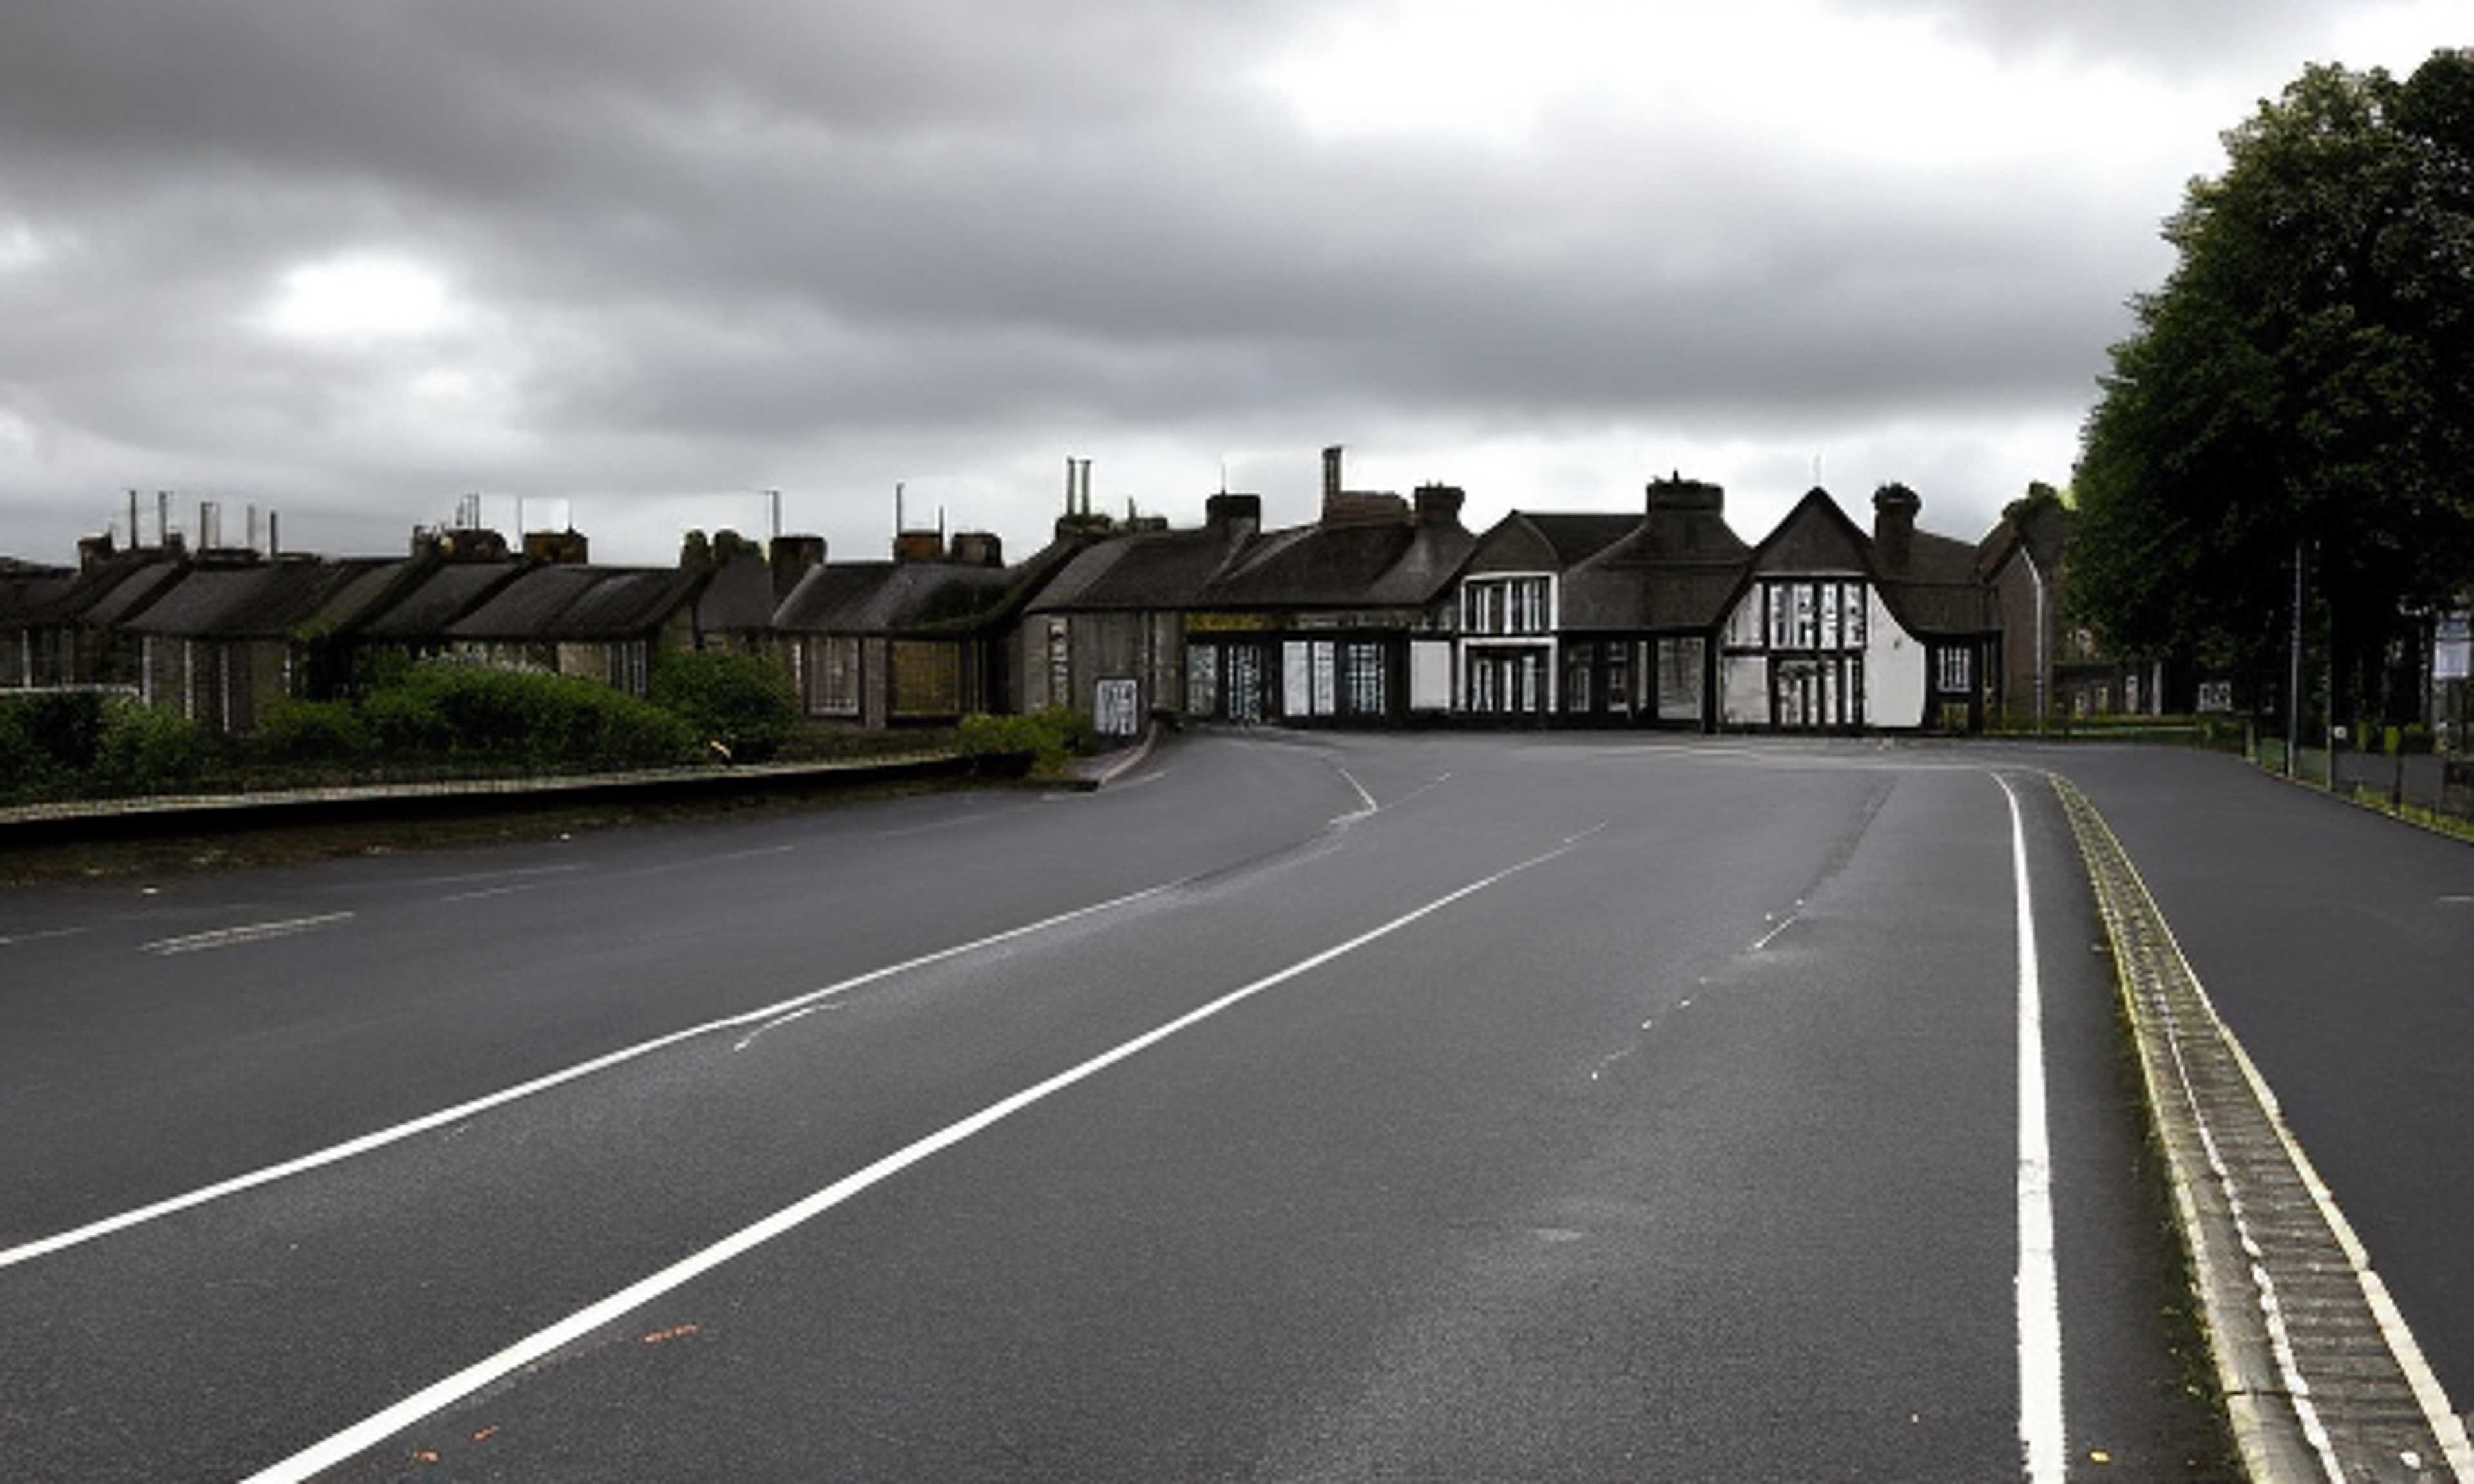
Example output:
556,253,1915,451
0,731,2283,1480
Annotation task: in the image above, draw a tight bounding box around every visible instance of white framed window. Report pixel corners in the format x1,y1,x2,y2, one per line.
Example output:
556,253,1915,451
1937,645,1972,692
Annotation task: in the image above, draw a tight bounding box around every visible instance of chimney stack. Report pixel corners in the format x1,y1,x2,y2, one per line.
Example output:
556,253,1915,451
1412,484,1466,529
949,530,1004,568
1205,491,1262,542
769,534,826,599
1872,483,1921,569
158,491,175,552
268,510,280,557
128,489,140,549
1323,444,1344,502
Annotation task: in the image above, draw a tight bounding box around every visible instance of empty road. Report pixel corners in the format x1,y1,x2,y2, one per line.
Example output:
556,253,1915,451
2,732,2291,1479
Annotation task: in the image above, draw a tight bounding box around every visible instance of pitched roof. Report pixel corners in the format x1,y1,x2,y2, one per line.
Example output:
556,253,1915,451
446,564,707,642
1557,502,1754,631
773,558,1018,636
17,551,186,629
122,558,397,638
691,552,779,634
357,560,526,638
1519,512,1644,566
1201,520,1474,609
1874,530,1995,634
1027,525,1252,612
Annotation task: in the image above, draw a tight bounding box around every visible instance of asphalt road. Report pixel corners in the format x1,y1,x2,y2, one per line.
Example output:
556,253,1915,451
1,732,2258,1479
2028,743,2474,1432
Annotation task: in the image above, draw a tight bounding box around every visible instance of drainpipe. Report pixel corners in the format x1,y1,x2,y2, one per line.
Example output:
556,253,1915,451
2026,551,2047,732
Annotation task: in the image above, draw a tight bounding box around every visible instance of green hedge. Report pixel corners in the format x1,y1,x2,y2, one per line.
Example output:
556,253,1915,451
649,650,796,762
957,707,1090,774
360,663,695,768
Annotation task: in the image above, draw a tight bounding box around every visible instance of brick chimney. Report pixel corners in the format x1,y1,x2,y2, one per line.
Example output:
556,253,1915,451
892,529,944,563
1872,483,1921,569
523,528,590,564
1205,491,1261,542
949,530,1004,568
769,534,825,598
1322,444,1344,504
1412,484,1466,529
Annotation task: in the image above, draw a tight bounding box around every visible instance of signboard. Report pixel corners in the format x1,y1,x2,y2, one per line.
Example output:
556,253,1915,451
2436,612,2471,681
1184,611,1276,633
2196,680,2234,714
1093,677,1141,737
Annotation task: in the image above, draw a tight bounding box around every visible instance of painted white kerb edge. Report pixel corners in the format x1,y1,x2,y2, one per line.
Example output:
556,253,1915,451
1996,772,2066,1484
0,884,1174,1270
236,833,1591,1484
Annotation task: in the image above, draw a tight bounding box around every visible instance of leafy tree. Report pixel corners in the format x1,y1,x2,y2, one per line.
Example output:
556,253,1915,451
2071,50,2474,723
649,649,796,761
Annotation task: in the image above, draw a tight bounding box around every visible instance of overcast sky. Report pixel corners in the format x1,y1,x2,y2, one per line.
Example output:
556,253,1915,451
0,1,2460,568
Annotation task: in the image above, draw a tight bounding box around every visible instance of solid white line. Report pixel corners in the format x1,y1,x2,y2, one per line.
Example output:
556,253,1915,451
0,882,1176,1270
236,835,1591,1484
1995,773,2066,1484
138,912,356,956
439,882,553,904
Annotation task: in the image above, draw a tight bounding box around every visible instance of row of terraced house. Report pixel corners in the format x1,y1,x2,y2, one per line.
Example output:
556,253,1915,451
2,447,2169,739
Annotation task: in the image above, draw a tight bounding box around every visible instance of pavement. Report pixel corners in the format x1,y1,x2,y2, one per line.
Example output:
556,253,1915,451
0,730,2399,1480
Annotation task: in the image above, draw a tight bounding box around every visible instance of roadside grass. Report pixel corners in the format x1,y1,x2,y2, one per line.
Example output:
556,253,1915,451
2342,785,2474,845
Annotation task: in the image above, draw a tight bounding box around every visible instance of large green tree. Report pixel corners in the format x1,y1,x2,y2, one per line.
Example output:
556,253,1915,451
2071,48,2474,723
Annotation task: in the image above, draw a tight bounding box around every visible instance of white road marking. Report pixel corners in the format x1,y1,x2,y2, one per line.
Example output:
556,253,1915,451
387,864,583,891
236,833,1593,1484
731,1004,832,1052
0,926,91,947
1749,913,1801,951
869,810,1004,839
1382,772,1452,810
138,912,355,957
0,882,1176,1270
1995,772,2066,1484
1334,765,1379,821
1109,769,1171,790
439,882,553,904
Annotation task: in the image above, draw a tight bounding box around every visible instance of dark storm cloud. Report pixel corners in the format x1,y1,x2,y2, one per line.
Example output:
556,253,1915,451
0,0,2437,562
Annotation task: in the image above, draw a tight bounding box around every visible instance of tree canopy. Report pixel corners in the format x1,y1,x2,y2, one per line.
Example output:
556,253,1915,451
2070,48,2474,718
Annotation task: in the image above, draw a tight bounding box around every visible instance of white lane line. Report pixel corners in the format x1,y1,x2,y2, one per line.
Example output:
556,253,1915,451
869,810,1003,840
1383,772,1452,810
439,882,555,904
237,833,1592,1484
138,913,356,957
0,926,91,947
1110,769,1171,790
1334,765,1379,821
1995,773,2065,1484
387,864,584,891
1749,913,1800,952
731,1004,831,1053
0,882,1175,1270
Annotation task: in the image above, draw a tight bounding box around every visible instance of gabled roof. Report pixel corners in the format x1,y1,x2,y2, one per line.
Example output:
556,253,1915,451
358,560,526,639
1733,488,1995,637
692,552,778,634
122,558,398,638
1558,500,1753,631
774,558,1017,636
0,564,75,627
1462,511,1641,580
1200,519,1475,610
1026,524,1253,613
446,564,708,642
17,551,186,629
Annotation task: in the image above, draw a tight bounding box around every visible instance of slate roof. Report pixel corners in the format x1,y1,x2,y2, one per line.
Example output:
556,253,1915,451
1201,520,1475,610
357,560,526,639
16,551,186,629
692,552,780,634
446,564,707,642
1558,502,1754,631
773,559,1018,636
1874,529,1996,635
122,558,398,638
1519,513,1645,567
1026,525,1253,613
0,565,75,627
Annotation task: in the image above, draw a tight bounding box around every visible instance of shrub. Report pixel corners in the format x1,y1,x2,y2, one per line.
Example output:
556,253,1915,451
254,698,372,762
0,699,59,801
11,689,110,772
650,650,797,762
957,707,1089,774
360,661,695,769
89,698,208,794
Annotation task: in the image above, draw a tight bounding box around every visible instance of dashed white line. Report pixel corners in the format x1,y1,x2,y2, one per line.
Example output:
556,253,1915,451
1749,913,1801,951
235,832,1595,1484
138,912,356,957
1995,772,2066,1484
0,926,91,947
0,882,1176,1270
439,882,554,904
